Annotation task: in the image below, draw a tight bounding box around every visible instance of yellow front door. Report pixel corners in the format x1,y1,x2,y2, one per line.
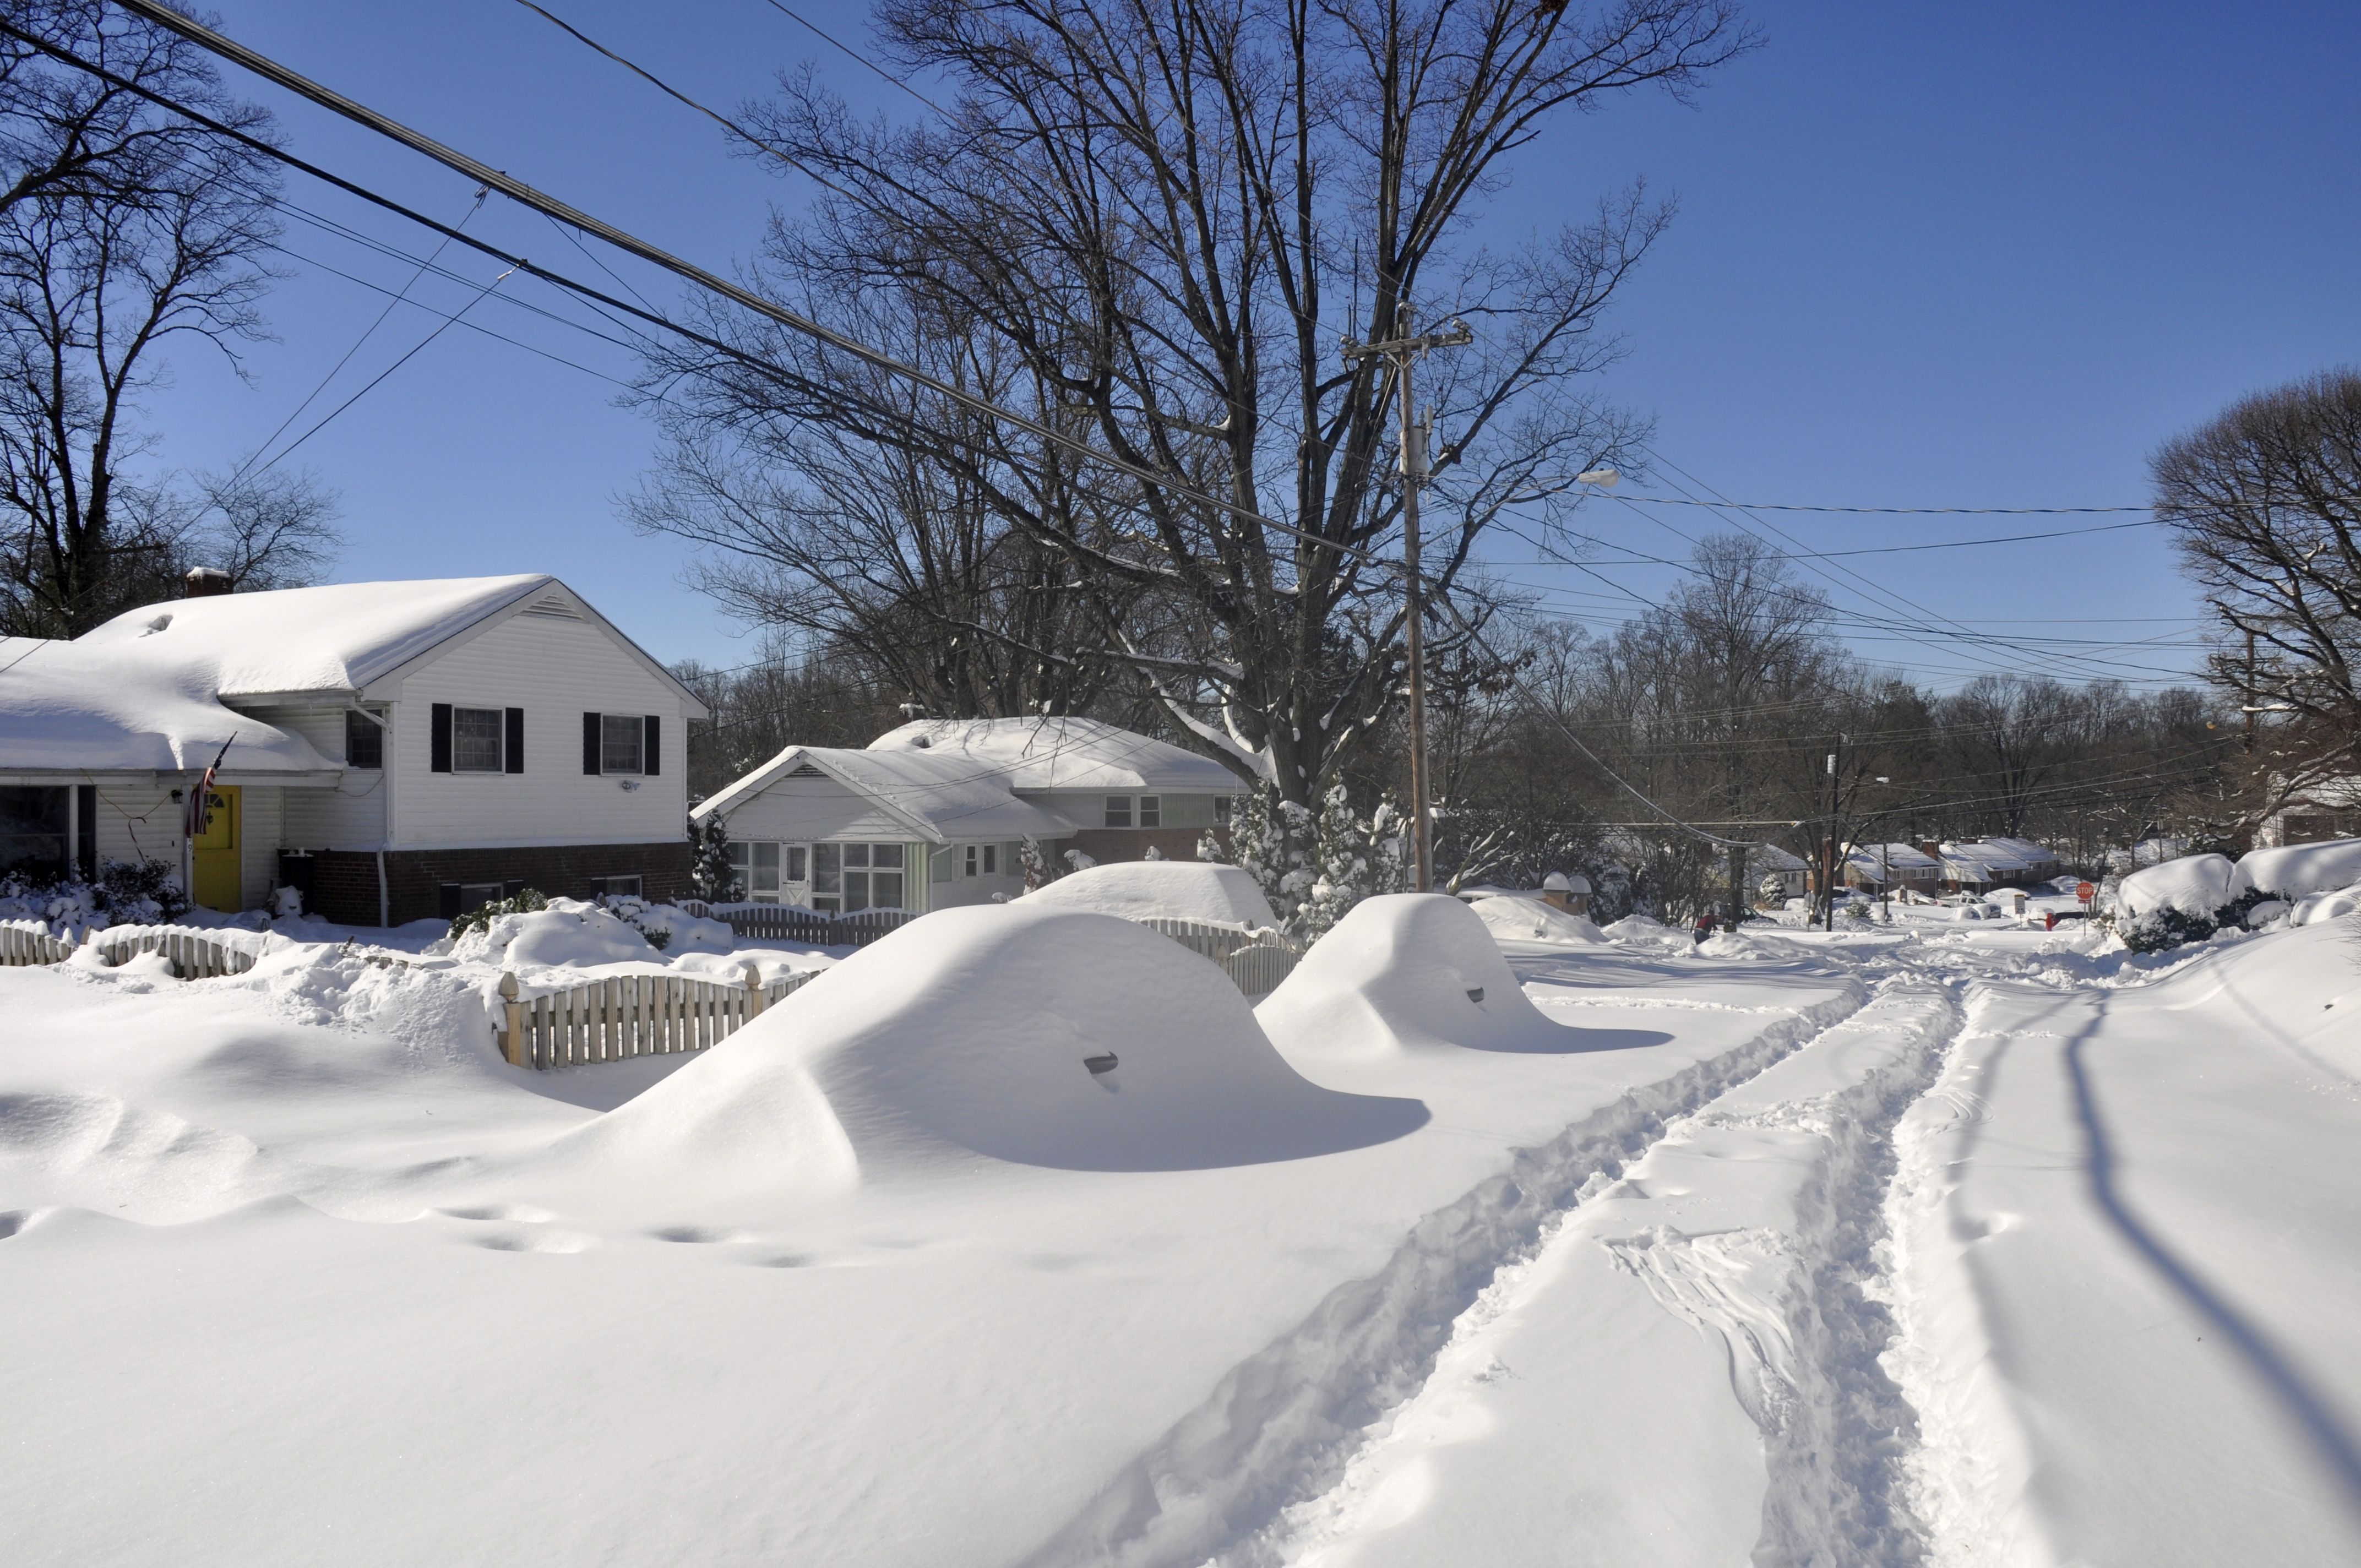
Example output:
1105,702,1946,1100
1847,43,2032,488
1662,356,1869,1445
191,783,241,912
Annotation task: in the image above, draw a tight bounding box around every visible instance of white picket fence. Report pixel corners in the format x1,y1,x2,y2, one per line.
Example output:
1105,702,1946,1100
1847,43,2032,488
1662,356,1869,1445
1134,917,1304,997
496,963,822,1070
1,921,73,967
1,920,262,977
86,925,264,978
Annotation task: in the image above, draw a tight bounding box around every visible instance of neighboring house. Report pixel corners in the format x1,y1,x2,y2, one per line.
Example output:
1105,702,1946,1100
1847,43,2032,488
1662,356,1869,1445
695,716,1244,913
1842,842,1941,894
1930,837,2060,893
2257,776,2361,847
0,572,708,924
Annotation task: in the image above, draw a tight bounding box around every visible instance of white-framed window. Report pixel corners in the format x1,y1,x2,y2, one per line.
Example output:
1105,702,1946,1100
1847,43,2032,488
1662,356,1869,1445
1138,795,1161,829
591,874,643,897
601,714,645,774
1215,795,1237,826
452,706,505,773
344,709,384,769
982,843,998,875
961,843,1002,878
1104,795,1133,828
726,842,808,904
814,842,905,912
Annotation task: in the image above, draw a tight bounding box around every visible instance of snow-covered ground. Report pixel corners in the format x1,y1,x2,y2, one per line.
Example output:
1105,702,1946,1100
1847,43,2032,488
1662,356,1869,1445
1,890,2357,1566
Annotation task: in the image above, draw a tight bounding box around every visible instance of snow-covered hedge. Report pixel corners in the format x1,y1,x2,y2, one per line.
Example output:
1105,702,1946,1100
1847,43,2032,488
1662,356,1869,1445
2112,837,2361,951
0,857,189,937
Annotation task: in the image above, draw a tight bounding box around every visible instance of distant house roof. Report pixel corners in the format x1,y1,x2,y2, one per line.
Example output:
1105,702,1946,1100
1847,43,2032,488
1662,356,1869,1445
868,716,1240,793
72,575,708,712
692,744,1082,843
1937,839,2055,879
1846,842,1940,873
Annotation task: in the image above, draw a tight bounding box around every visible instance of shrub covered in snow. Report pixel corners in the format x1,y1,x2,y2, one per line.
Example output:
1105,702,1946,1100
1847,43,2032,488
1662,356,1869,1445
448,888,550,940
1200,781,1407,940
597,895,733,956
690,814,741,902
0,857,189,935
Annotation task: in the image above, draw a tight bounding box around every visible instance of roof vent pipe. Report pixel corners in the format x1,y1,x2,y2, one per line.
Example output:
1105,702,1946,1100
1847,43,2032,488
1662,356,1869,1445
184,567,233,598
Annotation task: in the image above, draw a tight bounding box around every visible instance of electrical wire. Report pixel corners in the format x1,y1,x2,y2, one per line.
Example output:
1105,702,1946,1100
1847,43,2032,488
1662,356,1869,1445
1601,495,2149,515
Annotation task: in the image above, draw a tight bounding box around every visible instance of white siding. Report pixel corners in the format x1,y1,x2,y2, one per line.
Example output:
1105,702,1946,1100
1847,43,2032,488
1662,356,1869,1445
388,612,692,850
240,786,284,910
719,774,922,843
1025,787,1224,829
247,704,388,849
90,779,180,868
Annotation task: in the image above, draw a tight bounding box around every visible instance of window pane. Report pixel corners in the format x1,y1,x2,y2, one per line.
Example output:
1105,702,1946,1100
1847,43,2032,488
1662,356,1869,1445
813,842,841,894
345,710,383,769
982,845,998,874
963,846,977,876
453,707,504,772
0,786,68,875
871,843,904,869
787,846,807,881
600,713,643,774
727,842,750,869
752,843,780,893
603,875,643,897
1139,795,1161,827
873,871,904,909
1105,795,1132,827
844,870,870,911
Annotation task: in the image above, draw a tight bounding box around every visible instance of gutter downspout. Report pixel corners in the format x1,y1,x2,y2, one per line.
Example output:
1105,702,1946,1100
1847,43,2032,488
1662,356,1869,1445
376,848,389,929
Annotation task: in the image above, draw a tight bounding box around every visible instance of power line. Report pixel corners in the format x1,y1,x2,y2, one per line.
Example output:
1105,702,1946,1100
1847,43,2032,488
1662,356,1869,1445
752,0,950,117
1603,495,2150,516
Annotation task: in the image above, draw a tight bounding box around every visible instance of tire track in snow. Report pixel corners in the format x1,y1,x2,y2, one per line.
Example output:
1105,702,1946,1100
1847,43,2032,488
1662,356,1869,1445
1013,977,1873,1568
1240,981,1963,1568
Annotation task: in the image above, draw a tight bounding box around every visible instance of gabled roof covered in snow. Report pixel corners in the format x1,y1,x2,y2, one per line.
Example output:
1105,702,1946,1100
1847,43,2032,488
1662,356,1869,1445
868,716,1241,794
74,575,708,712
1936,839,2056,879
0,635,335,777
692,744,1082,843
1846,842,1940,872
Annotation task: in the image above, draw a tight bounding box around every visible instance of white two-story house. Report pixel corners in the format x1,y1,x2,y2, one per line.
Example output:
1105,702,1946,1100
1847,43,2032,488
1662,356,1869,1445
0,572,707,925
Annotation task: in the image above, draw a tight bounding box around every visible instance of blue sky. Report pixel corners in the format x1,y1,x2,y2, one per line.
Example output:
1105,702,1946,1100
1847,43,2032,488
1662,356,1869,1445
134,1,2361,690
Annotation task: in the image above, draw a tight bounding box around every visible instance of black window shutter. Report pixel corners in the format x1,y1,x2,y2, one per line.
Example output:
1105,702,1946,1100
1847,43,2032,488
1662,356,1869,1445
505,707,525,774
583,712,601,775
438,882,461,919
644,715,661,776
504,878,525,899
431,704,453,772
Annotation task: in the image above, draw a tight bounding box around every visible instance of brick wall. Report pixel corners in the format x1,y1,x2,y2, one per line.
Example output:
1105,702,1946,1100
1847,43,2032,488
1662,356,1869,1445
303,841,692,927
1064,826,1220,865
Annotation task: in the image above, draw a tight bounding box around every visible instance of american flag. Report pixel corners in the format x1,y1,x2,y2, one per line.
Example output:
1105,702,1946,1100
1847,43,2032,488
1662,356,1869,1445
183,735,235,839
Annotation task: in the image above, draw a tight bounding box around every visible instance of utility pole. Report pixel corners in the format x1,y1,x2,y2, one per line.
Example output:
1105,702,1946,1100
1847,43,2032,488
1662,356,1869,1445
1343,306,1472,894
2244,629,2257,752
1823,742,1840,933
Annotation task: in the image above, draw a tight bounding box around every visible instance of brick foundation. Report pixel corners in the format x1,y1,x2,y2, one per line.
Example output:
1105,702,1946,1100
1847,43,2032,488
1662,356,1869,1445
1064,826,1221,864
303,842,693,927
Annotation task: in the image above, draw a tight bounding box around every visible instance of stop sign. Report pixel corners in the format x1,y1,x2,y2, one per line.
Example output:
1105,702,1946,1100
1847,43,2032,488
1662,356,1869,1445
2076,880,2096,902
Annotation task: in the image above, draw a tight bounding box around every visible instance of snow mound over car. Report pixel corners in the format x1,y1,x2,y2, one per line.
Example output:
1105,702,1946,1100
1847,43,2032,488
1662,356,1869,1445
2143,911,2361,1025
2115,853,2235,919
1022,860,1278,928
551,903,1422,1187
2231,837,2361,903
1259,894,1587,1058
1467,893,1606,945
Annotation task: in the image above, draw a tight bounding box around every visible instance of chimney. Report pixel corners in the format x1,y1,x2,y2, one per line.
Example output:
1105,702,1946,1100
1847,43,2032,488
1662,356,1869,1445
184,567,233,598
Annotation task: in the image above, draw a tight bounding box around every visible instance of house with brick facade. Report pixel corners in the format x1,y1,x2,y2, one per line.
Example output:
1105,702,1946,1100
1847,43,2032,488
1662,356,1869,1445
0,571,706,926
695,716,1244,913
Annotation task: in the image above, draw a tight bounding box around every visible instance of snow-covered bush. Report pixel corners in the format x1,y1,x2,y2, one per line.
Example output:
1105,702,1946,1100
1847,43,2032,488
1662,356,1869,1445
448,888,548,941
596,894,733,955
690,814,741,902
0,856,189,935
1200,781,1407,940
1020,835,1057,891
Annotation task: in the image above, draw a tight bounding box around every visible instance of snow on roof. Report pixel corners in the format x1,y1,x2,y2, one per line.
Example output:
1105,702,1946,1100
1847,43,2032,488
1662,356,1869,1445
694,744,1082,843
1979,837,2058,863
76,575,554,698
868,716,1240,793
0,633,334,775
1845,843,1939,872
1938,840,2037,876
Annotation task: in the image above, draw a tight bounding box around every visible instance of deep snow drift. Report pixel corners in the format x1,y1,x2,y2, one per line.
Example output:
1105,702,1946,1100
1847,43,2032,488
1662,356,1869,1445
1465,892,1607,946
1021,859,1280,927
552,903,1422,1185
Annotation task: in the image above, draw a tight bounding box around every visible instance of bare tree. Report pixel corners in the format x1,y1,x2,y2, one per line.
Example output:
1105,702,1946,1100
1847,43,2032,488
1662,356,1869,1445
0,0,285,636
639,0,1752,803
2152,367,2361,808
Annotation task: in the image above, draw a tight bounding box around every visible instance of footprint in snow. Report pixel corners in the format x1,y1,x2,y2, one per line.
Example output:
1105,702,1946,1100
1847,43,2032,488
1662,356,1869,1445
437,1204,557,1224
471,1228,599,1254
